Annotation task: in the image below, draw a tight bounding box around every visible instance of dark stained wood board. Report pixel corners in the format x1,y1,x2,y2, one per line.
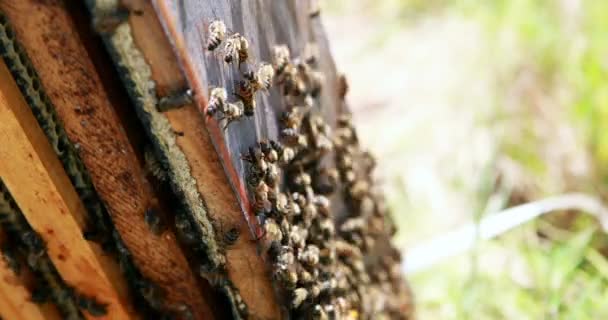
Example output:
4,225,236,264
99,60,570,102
153,0,347,234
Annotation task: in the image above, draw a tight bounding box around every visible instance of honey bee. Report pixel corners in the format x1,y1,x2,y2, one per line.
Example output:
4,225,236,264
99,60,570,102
280,64,306,97
263,218,282,243
253,181,272,215
289,225,308,249
312,305,329,320
275,193,289,214
273,45,291,76
281,107,305,130
265,163,280,189
235,78,256,117
292,288,309,309
313,167,339,195
206,87,227,116
340,218,365,233
273,264,298,290
313,195,330,217
334,240,362,259
259,140,278,163
298,245,320,267
175,212,197,245
207,20,227,51
248,63,275,91
219,101,245,129
270,140,295,165
223,227,240,246
144,207,163,235
242,146,268,173
158,88,193,111
224,33,249,65
281,128,308,148
349,180,370,200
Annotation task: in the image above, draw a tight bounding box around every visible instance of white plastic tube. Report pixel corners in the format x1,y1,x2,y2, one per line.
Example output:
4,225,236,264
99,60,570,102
403,193,608,274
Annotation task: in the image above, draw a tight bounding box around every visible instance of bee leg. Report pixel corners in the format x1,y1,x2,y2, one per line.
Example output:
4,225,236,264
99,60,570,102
157,88,193,112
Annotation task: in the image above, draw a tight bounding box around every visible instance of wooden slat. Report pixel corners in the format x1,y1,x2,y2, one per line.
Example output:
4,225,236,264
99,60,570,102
0,1,216,318
117,0,282,318
0,59,131,319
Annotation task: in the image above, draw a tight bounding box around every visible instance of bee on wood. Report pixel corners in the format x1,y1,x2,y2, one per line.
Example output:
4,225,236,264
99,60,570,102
219,101,245,129
274,192,290,214
175,212,197,245
281,128,308,148
158,89,193,111
340,218,365,233
292,287,309,309
319,246,336,265
259,140,278,163
273,263,298,290
206,20,227,51
245,63,275,91
253,181,272,215
265,163,280,189
235,78,257,117
281,107,305,130
313,195,330,217
242,146,268,173
206,87,227,116
224,33,248,65
263,218,282,243
313,305,329,320
293,170,312,189
289,225,308,249
318,218,335,239
334,240,363,260
223,227,240,246
257,63,275,90
298,245,320,267
144,207,163,235
280,64,306,97
273,45,291,76
349,180,370,200
313,167,339,195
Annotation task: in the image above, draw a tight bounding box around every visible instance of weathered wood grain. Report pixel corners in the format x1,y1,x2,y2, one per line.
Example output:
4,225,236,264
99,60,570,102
108,0,282,318
153,0,346,317
0,58,131,319
0,1,216,318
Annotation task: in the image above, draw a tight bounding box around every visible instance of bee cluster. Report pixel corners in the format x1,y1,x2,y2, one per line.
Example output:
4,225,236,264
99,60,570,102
230,38,413,318
204,20,276,129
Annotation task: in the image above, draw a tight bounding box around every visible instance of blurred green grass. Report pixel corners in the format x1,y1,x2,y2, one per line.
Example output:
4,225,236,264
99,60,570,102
325,0,608,318
408,1,608,318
